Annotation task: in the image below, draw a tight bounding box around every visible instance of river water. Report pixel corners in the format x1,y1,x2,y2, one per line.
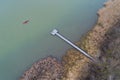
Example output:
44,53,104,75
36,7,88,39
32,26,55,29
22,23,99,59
0,0,106,80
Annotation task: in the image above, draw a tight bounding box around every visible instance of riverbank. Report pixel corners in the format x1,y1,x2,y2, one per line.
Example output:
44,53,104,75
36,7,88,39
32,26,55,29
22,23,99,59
62,0,120,80
20,0,120,80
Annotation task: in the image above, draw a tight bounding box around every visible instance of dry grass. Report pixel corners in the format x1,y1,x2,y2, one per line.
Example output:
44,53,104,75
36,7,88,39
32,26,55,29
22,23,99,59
86,22,120,80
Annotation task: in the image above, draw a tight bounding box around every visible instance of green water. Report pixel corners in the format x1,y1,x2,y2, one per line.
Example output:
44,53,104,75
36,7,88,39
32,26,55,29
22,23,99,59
0,0,106,80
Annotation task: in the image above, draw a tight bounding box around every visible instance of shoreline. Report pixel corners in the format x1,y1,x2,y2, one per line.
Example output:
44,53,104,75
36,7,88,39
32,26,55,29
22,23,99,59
20,56,63,80
20,0,120,80
62,0,120,80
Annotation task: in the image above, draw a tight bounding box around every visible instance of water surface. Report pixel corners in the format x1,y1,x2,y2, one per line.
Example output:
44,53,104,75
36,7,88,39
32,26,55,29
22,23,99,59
0,0,106,80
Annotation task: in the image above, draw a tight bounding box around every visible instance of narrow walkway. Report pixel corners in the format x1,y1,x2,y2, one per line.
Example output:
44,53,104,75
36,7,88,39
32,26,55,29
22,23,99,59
51,29,95,62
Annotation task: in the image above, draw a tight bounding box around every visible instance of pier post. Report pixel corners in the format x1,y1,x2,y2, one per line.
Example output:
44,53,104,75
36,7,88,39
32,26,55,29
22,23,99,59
51,29,96,62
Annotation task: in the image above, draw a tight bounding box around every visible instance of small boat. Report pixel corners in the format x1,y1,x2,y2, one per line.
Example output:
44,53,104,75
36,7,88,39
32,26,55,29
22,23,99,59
22,20,29,24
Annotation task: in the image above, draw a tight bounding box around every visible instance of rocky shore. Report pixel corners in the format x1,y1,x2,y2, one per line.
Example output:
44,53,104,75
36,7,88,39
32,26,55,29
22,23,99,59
20,0,120,80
